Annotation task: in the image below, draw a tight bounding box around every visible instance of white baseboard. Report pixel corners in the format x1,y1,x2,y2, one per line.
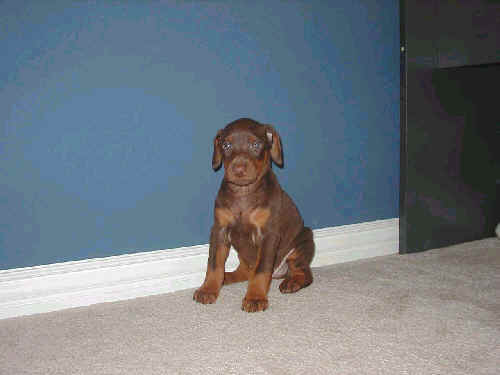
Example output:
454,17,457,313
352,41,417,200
0,218,398,320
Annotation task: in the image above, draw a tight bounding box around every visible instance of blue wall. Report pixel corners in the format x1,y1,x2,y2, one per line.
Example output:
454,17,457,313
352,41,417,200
0,0,399,270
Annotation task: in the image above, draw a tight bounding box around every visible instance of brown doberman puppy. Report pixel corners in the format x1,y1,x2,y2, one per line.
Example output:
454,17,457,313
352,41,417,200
193,118,314,312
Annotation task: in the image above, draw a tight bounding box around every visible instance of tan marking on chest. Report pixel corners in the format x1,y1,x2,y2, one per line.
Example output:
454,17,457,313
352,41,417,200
249,207,271,229
215,207,235,227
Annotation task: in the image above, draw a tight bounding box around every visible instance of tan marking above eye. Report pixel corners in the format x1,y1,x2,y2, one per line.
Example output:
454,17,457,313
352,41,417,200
215,208,235,227
249,207,271,229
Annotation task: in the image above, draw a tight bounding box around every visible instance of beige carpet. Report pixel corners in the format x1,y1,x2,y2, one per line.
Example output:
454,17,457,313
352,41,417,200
1,238,499,375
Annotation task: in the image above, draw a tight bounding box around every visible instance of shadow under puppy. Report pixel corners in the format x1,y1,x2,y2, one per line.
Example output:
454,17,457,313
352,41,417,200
193,118,314,312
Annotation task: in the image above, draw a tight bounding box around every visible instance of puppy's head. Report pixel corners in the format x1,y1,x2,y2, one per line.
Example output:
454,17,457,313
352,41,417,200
212,118,283,186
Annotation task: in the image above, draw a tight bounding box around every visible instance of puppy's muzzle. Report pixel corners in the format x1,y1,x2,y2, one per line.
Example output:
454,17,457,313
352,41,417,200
231,160,248,178
230,156,251,178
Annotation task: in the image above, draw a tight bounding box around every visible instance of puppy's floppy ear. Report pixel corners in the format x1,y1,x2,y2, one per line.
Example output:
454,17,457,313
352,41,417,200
265,125,283,168
212,129,224,171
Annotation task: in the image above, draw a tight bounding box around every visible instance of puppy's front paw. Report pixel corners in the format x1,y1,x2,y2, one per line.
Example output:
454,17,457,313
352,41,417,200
241,297,269,312
193,288,218,304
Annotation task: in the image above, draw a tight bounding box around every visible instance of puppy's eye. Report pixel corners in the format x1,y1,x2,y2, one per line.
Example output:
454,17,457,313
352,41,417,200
222,141,232,152
250,141,262,151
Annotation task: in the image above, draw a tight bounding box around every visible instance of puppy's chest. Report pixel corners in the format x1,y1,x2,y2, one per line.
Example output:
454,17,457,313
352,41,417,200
216,206,271,254
228,215,265,267
229,221,258,253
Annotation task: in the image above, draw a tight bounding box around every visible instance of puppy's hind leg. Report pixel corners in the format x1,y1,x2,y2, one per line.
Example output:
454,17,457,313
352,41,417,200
279,227,314,294
224,256,250,285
